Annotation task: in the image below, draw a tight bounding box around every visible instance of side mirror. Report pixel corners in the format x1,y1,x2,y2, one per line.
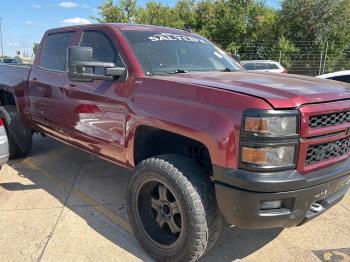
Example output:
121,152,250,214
67,46,126,82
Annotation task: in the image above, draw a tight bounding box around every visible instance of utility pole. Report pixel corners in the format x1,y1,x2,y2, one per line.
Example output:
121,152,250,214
0,17,3,57
322,41,328,75
318,51,323,76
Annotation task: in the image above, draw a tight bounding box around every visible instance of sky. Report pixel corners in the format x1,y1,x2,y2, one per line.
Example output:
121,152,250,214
0,0,280,57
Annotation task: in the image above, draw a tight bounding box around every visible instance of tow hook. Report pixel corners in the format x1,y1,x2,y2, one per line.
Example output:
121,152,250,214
310,202,323,213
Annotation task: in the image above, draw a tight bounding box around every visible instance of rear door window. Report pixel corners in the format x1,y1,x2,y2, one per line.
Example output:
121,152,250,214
39,32,74,71
267,63,279,69
255,63,268,70
242,63,254,70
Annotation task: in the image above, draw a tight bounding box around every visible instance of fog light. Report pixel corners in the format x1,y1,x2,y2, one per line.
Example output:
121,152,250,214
260,200,282,210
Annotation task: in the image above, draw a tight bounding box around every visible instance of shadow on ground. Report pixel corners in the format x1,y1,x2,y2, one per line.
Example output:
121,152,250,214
2,135,282,261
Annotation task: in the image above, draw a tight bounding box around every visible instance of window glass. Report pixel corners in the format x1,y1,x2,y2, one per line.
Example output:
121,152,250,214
80,31,124,75
122,30,243,75
330,75,350,83
39,32,74,71
255,63,268,70
242,63,254,70
267,63,279,69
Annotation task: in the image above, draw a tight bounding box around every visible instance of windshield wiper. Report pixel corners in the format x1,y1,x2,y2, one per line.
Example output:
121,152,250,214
152,69,189,76
173,69,189,74
220,67,238,72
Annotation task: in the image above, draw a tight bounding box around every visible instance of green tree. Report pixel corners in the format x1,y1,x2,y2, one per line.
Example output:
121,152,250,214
137,2,176,26
279,0,350,74
280,0,350,44
33,43,40,55
93,0,138,23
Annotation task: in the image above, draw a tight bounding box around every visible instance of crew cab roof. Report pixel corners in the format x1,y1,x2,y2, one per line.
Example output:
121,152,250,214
45,23,193,35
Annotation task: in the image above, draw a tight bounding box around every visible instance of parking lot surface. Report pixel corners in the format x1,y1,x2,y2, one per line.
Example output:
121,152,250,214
0,135,349,262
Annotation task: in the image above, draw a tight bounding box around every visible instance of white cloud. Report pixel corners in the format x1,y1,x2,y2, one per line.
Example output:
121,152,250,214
8,42,20,47
61,17,91,25
81,4,90,8
59,1,78,8
25,21,48,27
32,4,41,9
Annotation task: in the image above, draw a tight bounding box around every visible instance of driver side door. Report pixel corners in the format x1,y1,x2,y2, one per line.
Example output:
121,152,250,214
63,29,129,163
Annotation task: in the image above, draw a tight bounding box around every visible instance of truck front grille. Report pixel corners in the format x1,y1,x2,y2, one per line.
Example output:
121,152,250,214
309,110,350,129
305,137,350,165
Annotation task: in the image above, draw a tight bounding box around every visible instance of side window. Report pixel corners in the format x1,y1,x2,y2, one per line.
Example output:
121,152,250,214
255,63,268,70
330,75,350,83
39,32,74,71
243,63,254,70
80,31,124,75
267,63,279,69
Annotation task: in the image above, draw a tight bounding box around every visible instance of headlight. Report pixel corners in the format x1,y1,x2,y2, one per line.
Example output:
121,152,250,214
244,116,297,136
240,109,300,171
243,110,299,138
241,145,296,168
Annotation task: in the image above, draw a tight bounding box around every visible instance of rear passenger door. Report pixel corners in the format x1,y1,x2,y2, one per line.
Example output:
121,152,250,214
29,31,75,140
63,29,128,163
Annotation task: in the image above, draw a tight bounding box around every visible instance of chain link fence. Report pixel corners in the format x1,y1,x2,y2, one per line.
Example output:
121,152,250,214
220,41,350,76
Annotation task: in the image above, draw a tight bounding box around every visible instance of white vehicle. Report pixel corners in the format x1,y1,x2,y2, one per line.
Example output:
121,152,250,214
241,60,287,73
317,70,350,84
0,117,9,167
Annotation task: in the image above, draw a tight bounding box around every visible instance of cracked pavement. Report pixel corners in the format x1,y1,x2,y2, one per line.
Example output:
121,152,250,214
0,135,349,262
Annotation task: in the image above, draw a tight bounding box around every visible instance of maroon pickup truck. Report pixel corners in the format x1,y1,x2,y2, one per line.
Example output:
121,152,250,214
0,23,350,261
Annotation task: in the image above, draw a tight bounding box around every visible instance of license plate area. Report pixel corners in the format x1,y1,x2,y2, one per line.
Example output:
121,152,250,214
327,175,350,196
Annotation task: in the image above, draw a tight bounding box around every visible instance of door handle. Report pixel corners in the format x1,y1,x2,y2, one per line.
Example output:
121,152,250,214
65,84,79,94
32,77,39,83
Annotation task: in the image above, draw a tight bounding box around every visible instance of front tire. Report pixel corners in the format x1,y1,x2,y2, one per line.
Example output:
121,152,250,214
127,155,222,261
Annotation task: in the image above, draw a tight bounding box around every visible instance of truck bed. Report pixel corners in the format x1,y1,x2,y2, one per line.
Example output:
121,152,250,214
0,64,32,92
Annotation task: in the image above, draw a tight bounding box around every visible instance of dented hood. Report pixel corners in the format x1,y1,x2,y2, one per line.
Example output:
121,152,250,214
155,71,350,109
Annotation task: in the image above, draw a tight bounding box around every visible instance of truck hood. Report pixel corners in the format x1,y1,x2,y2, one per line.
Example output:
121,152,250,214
155,71,350,109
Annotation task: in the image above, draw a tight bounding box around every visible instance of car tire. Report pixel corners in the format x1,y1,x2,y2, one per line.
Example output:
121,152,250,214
126,154,222,261
0,105,32,159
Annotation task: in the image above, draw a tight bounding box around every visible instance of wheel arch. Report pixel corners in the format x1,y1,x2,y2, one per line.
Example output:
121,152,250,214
129,124,216,173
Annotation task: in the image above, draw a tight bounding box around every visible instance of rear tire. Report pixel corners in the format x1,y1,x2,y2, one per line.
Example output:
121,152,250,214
0,105,32,159
127,154,222,261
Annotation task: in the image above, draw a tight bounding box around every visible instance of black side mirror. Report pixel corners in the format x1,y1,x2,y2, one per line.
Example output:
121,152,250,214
68,46,126,82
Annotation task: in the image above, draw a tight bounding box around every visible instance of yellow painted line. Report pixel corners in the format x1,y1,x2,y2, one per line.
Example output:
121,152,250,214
22,159,133,234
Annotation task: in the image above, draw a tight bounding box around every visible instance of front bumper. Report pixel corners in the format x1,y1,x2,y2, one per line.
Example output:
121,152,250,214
213,158,350,229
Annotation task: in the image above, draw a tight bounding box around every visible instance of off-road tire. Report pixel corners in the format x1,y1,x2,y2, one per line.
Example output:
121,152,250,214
0,105,32,159
127,154,222,261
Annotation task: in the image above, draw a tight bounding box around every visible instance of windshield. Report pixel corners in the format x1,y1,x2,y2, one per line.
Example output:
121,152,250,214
122,30,243,76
